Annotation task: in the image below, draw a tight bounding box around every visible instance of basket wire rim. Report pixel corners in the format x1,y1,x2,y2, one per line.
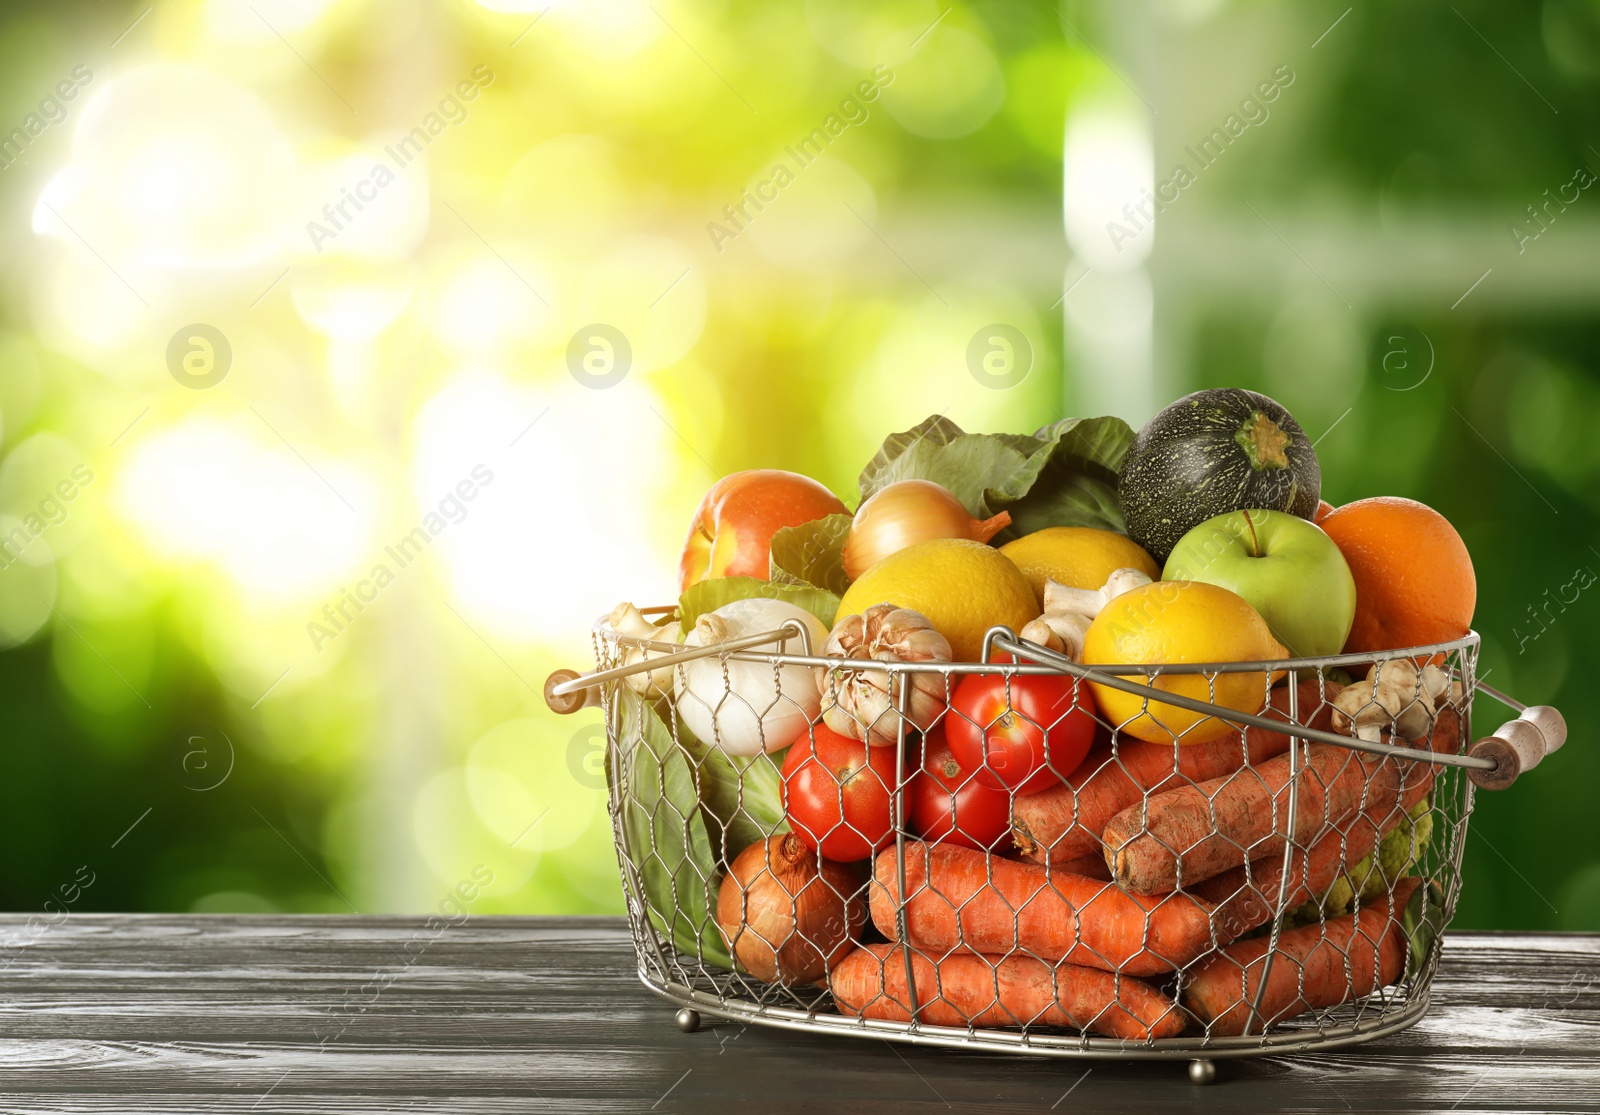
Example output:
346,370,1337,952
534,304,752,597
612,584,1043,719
601,613,1481,676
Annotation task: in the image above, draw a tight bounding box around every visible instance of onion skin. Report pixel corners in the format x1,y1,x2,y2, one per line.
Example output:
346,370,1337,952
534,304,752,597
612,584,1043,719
715,835,864,984
843,480,1012,580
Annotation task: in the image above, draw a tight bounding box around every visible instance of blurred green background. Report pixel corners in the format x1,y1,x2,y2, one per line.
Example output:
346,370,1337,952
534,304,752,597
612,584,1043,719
0,0,1592,929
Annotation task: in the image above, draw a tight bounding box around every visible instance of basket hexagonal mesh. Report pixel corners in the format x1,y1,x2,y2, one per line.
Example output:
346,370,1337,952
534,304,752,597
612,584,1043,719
591,612,1477,1060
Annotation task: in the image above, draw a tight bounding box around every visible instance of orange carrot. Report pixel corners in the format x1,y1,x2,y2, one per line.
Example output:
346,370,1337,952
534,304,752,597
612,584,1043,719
1183,876,1421,1036
830,943,1185,1041
1102,719,1431,895
1203,769,1431,940
871,841,1217,976
1201,708,1458,939
1011,680,1337,866
1057,852,1112,880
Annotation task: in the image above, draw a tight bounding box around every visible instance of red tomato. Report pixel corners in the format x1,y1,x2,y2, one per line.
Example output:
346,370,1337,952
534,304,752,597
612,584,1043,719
946,665,1096,796
781,723,898,862
908,728,1013,851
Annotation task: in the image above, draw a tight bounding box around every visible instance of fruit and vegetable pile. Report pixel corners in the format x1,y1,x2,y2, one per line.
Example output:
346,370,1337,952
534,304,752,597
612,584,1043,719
608,388,1475,1041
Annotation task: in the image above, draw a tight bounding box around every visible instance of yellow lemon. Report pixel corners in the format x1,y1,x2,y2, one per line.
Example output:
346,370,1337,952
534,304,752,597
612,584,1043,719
836,538,1040,663
1000,527,1161,605
1082,580,1287,745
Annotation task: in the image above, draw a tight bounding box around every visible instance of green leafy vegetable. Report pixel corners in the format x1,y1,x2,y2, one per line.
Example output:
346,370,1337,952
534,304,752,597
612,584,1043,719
857,414,1136,540
678,575,839,632
1403,880,1447,977
769,513,853,596
987,417,1137,538
615,689,732,968
857,415,1023,516
675,708,789,861
613,690,791,970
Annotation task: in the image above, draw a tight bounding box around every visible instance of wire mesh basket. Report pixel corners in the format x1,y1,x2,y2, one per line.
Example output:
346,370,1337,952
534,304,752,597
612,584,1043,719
546,605,1565,1078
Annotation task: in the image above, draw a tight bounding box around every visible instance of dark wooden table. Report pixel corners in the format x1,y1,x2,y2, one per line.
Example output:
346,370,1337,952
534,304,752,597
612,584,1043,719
0,916,1592,1112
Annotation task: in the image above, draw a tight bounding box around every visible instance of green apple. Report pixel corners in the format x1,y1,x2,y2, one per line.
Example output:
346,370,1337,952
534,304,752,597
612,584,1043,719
1162,509,1356,658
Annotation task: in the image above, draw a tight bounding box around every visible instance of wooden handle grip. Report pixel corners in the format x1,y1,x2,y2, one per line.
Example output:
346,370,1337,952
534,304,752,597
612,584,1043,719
544,670,598,716
1467,705,1567,790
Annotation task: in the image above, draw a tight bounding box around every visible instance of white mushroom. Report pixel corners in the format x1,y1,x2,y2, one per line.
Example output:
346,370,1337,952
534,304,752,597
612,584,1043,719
1021,568,1152,663
1331,658,1453,743
1021,611,1094,660
1419,663,1462,707
1019,618,1066,655
609,601,679,697
1041,567,1153,619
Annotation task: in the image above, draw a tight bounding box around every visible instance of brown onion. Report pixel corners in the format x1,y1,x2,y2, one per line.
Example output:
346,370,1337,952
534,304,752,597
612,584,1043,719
716,834,863,984
842,479,1012,579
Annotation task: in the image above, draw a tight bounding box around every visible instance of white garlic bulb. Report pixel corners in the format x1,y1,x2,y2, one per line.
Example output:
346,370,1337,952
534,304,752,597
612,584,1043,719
821,604,952,747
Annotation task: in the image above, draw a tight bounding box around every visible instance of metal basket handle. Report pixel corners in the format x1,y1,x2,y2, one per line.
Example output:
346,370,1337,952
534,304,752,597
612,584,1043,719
988,630,1566,791
546,616,1565,791
544,620,812,715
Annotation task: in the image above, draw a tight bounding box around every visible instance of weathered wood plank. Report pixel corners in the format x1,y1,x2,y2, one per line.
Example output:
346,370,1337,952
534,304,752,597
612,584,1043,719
0,916,1590,1113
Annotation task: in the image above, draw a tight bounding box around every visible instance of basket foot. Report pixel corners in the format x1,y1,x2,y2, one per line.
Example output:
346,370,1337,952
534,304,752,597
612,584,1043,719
675,1007,702,1034
1188,1058,1216,1085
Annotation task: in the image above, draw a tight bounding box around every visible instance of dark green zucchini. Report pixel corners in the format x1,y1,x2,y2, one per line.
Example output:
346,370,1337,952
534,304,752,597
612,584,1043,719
1118,389,1321,562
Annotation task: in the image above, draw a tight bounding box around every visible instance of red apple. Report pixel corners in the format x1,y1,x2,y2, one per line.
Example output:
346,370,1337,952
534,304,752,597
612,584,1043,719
679,470,849,591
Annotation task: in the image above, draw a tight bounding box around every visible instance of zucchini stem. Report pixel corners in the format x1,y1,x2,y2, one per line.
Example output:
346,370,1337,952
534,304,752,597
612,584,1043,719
1236,411,1290,471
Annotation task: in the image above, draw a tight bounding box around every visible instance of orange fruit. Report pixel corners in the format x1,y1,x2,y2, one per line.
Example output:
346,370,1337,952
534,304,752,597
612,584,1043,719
1313,499,1336,524
1318,496,1475,653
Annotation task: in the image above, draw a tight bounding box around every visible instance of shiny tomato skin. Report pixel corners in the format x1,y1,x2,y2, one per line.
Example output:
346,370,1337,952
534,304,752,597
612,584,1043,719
781,723,898,862
946,669,1096,796
908,728,1013,851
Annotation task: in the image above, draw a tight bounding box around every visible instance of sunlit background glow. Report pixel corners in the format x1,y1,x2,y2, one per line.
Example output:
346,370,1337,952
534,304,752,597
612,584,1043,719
0,0,1596,929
